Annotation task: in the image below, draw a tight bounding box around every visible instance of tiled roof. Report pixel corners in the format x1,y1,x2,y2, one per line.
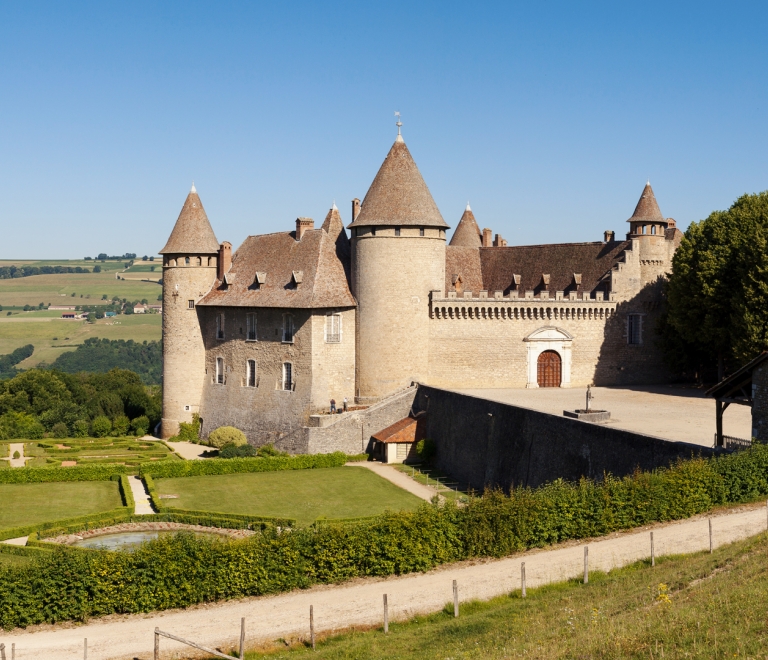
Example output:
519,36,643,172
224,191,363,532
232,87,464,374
198,207,356,309
445,246,484,294
348,137,449,229
628,182,664,223
159,187,220,254
449,205,482,247
371,414,426,444
478,241,631,296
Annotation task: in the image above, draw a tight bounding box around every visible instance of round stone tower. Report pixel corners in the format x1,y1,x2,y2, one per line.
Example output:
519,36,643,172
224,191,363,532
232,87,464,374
159,184,220,437
348,131,448,402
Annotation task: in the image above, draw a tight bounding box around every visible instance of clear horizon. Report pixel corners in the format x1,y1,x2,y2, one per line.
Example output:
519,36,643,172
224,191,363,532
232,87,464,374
1,1,767,258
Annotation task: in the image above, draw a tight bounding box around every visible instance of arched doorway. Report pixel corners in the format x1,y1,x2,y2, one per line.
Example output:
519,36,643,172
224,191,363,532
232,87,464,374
537,350,562,387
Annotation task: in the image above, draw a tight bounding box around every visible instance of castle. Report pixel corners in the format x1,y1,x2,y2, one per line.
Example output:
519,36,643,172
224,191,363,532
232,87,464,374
159,128,682,449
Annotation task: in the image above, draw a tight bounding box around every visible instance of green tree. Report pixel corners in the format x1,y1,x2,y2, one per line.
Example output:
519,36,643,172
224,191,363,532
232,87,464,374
91,415,112,437
112,415,130,436
665,191,768,379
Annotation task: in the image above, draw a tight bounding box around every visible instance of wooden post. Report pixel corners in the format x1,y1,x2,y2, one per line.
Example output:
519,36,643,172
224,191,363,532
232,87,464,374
239,617,245,660
650,531,655,567
11,643,14,660
453,579,459,617
709,519,713,554
383,594,389,633
154,627,160,660
521,562,526,598
84,638,87,660
310,605,315,650
715,400,724,447
0,642,6,660
583,546,589,584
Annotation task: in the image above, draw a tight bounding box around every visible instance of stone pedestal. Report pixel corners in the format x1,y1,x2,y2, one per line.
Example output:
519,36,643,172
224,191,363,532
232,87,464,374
563,409,611,423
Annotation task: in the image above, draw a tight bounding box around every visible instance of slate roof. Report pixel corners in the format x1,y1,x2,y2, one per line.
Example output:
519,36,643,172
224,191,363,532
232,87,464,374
160,185,220,254
449,205,482,247
198,206,355,309
628,182,665,223
348,136,449,229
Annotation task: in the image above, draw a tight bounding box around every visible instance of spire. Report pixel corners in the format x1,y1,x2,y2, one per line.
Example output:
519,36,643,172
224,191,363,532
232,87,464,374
321,203,350,261
449,204,482,247
159,186,219,254
395,111,404,143
348,136,448,229
190,181,196,193
627,181,664,223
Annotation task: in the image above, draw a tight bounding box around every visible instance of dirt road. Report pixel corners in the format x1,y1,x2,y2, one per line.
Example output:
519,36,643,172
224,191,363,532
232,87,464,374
3,503,766,659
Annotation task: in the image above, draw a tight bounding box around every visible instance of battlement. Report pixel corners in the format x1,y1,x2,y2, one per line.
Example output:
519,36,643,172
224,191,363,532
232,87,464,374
430,293,616,321
439,290,615,303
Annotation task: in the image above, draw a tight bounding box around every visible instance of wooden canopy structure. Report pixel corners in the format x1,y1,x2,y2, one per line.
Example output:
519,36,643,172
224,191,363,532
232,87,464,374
706,352,768,447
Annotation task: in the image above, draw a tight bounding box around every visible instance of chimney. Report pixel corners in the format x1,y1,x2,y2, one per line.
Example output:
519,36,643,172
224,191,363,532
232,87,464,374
217,242,232,281
493,233,505,247
295,217,314,241
604,230,615,242
482,228,492,247
666,218,676,228
352,198,361,222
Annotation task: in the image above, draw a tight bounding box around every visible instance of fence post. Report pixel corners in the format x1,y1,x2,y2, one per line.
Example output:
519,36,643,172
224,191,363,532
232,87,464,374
650,531,655,567
453,579,459,617
709,519,713,554
583,546,589,584
383,594,389,633
84,637,87,660
310,605,315,650
239,617,245,660
521,562,526,598
154,627,160,660
11,643,14,660
0,642,5,660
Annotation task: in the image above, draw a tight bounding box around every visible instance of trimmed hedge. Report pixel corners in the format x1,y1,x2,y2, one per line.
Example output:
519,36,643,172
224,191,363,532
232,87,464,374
139,452,352,479
0,464,128,484
4,445,768,629
0,508,132,543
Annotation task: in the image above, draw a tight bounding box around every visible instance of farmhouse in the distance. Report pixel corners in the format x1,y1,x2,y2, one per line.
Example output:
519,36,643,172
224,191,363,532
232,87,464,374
159,127,681,449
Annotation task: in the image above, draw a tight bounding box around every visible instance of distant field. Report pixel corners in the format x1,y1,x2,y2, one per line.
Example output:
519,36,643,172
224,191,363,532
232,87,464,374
0,312,161,367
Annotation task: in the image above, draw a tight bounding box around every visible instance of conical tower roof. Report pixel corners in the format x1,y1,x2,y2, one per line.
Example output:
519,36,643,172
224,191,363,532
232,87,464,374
348,136,448,229
321,202,351,262
627,182,664,223
159,184,220,254
449,203,482,247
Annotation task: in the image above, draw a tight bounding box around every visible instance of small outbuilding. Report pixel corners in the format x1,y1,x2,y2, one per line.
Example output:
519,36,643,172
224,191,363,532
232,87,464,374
371,413,426,464
706,351,768,447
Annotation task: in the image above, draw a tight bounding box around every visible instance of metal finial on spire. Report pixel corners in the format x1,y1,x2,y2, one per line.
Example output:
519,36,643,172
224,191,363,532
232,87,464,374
395,111,402,135
466,201,471,212
191,181,196,193
332,200,338,210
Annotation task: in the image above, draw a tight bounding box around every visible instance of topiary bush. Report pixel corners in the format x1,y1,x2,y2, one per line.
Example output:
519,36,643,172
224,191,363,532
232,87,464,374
131,415,150,436
51,422,68,439
112,415,130,436
91,416,112,438
208,426,247,448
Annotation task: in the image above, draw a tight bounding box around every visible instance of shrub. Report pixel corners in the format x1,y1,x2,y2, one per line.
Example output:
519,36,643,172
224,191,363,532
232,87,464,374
416,438,436,462
0,412,45,440
208,426,247,449
131,415,150,436
51,422,68,439
220,443,257,458
12,451,20,459
257,443,287,458
71,420,89,438
91,416,112,437
112,415,130,436
177,413,200,443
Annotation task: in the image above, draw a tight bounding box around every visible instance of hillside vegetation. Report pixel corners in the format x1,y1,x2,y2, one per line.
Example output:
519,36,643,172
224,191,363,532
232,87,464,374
49,338,162,385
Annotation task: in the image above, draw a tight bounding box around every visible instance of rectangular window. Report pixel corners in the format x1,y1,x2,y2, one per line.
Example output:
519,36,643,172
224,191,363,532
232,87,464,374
419,228,425,236
188,300,195,309
216,357,224,384
325,313,341,343
371,228,376,236
216,313,224,340
282,314,294,343
395,228,401,236
627,314,643,345
282,362,292,390
246,313,257,341
247,359,256,387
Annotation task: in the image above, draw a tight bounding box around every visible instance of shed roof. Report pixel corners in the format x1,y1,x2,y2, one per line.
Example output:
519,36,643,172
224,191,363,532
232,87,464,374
371,413,426,444
198,207,356,309
706,352,768,401
159,185,220,254
348,136,448,229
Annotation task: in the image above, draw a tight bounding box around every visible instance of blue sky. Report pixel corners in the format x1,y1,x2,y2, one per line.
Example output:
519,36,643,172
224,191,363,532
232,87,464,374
1,1,767,258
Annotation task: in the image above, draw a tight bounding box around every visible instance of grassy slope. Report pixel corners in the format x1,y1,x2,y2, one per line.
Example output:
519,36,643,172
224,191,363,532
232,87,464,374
157,466,423,526
0,313,161,367
0,481,123,530
246,532,768,659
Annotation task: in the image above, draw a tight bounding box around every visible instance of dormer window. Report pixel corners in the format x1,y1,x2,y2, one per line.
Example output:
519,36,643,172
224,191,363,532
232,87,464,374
291,271,303,286
254,272,266,288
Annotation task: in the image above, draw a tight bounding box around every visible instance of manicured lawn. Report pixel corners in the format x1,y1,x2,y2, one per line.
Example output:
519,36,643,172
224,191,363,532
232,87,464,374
0,481,123,530
156,467,424,525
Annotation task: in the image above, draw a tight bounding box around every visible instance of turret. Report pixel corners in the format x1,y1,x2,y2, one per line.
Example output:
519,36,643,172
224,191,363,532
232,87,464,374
348,127,448,402
626,182,668,238
159,184,220,437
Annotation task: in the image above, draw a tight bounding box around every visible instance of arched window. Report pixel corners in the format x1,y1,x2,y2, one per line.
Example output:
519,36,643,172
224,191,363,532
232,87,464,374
651,225,657,235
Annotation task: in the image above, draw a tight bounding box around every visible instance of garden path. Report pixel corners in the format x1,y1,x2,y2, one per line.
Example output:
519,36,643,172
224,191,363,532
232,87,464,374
128,475,154,515
166,441,209,460
346,461,436,501
3,502,767,659
8,443,25,467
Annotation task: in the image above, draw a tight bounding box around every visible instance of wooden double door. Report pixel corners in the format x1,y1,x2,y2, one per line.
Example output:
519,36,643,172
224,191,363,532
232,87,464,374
537,350,562,387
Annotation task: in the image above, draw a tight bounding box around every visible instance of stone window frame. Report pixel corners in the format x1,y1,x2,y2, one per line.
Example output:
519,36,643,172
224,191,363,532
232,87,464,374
626,313,644,345
215,357,225,385
246,312,257,341
325,312,342,343
246,359,257,387
282,362,294,391
216,312,225,340
282,313,294,344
